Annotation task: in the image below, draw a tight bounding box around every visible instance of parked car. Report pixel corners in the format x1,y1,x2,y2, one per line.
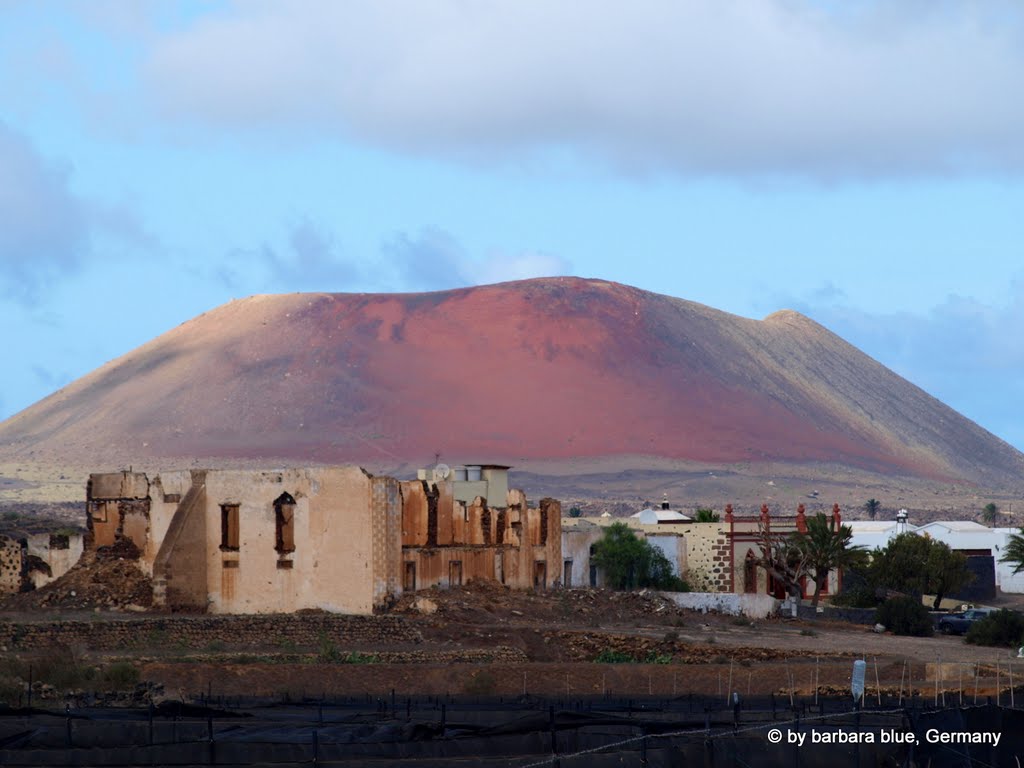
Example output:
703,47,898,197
938,608,992,635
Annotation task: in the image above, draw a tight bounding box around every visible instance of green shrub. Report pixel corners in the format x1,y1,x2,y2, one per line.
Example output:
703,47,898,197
340,651,377,664
966,610,1024,647
317,633,343,663
643,652,672,664
594,650,635,664
875,596,933,637
591,522,689,591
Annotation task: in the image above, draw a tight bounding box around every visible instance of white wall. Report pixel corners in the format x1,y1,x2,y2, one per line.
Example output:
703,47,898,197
660,591,778,619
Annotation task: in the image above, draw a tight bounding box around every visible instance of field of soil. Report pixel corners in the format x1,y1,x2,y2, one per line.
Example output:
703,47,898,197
4,582,1023,706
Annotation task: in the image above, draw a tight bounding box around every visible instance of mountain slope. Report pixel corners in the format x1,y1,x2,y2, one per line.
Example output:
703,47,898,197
1,277,1020,487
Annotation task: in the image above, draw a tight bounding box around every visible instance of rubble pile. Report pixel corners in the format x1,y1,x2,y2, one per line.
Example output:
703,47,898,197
0,551,153,612
394,580,686,626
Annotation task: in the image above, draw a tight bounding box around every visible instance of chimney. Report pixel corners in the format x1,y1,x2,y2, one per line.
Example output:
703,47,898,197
895,508,909,535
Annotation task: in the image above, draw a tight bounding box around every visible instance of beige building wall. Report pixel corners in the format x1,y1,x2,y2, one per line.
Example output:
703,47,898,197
684,522,732,592
152,470,209,609
198,467,380,615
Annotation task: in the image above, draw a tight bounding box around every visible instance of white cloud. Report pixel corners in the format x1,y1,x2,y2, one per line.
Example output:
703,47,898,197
0,121,86,302
146,0,1024,178
221,223,572,295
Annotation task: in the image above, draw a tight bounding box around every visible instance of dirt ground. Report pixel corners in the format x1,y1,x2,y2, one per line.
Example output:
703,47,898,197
2,580,1010,701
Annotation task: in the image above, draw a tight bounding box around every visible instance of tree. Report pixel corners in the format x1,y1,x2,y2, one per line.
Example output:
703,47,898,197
982,502,999,526
590,522,687,591
999,528,1024,574
753,520,807,602
568,506,583,518
863,499,880,521
870,533,973,610
789,514,867,611
693,508,720,523
925,542,973,610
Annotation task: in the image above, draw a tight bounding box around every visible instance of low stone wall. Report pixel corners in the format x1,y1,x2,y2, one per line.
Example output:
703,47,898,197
797,605,877,624
0,614,422,651
659,592,778,619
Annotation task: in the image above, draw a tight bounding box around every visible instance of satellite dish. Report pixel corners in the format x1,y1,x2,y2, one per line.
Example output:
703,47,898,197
434,463,451,480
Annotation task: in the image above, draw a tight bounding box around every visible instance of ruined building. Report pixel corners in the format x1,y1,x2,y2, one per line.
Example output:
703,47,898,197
0,532,83,596
85,465,561,614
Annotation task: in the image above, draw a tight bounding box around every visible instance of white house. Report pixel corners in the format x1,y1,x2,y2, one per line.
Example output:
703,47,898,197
850,513,1024,594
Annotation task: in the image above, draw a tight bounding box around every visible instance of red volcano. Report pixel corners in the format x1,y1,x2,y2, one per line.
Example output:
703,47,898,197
1,277,1020,486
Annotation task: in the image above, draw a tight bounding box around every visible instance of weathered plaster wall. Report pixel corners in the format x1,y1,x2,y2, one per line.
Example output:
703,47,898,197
143,471,192,575
561,527,605,588
153,471,209,610
25,533,84,589
660,591,779,619
86,471,152,554
202,467,379,615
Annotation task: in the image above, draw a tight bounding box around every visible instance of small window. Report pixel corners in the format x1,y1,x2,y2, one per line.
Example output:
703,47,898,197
403,562,417,591
220,504,240,551
273,493,296,554
533,561,547,589
223,560,239,569
276,559,293,569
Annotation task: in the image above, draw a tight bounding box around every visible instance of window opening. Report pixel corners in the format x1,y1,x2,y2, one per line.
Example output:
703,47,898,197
449,560,463,587
403,562,417,591
533,560,547,589
220,504,240,551
274,492,296,554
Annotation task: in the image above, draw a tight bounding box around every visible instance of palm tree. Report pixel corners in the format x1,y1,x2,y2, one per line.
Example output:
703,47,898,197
1000,529,1024,574
863,499,880,521
983,502,999,526
791,513,868,611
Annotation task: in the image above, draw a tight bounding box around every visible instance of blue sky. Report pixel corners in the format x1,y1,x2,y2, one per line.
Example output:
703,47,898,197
2,1,1024,449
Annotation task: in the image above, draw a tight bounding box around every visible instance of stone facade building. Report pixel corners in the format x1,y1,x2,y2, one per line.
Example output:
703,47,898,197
85,465,560,614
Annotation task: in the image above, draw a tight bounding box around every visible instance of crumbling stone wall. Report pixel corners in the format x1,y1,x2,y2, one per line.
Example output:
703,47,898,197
401,485,562,592
0,614,421,651
0,536,23,595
